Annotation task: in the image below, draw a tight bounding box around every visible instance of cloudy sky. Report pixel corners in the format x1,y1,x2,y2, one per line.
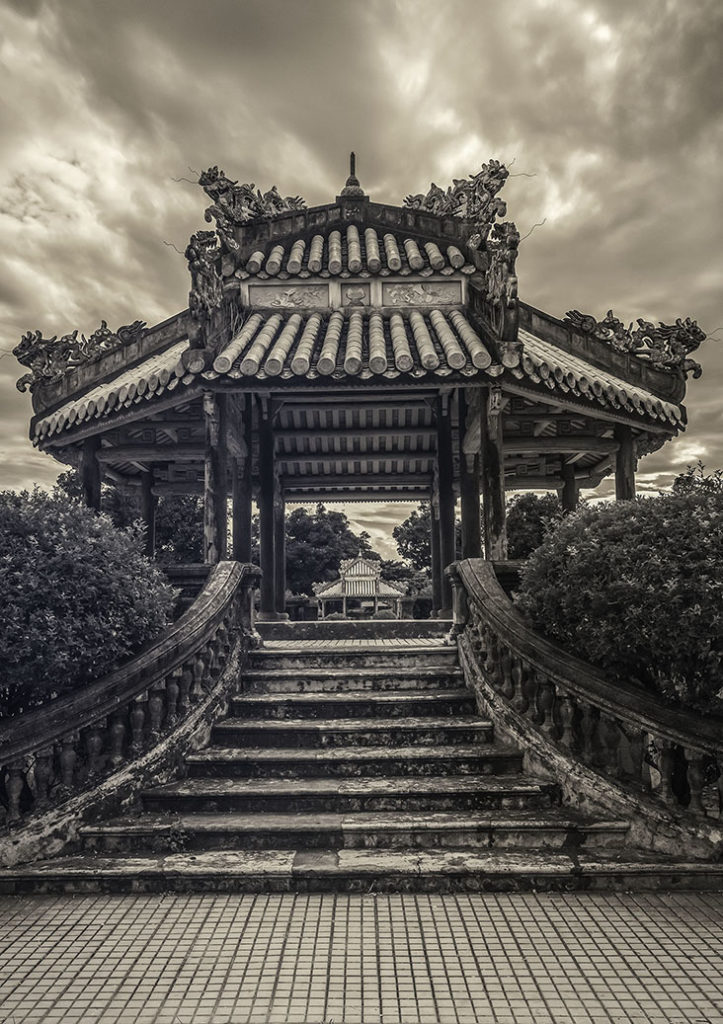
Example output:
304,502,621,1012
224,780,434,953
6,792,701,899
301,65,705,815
1,0,721,556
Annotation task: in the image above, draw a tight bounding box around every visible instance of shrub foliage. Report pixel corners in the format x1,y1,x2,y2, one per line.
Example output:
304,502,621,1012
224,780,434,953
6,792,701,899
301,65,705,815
0,490,176,716
515,491,723,711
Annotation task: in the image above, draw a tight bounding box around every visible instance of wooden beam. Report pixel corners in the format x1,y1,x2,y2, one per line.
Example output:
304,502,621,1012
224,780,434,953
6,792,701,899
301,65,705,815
275,427,435,440
436,394,456,616
230,394,253,562
480,386,507,559
503,437,618,455
258,398,276,617
458,390,481,559
140,470,157,557
80,435,101,511
274,485,286,616
203,392,228,564
282,473,434,488
97,444,204,463
559,459,580,513
614,424,636,500
430,490,442,617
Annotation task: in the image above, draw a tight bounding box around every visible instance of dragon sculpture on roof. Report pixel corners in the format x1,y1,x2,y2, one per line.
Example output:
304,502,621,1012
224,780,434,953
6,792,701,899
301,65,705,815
14,321,146,393
198,166,306,255
564,309,708,378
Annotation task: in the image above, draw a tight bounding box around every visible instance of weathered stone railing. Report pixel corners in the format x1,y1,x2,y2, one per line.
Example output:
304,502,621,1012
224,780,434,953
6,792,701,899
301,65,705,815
449,559,723,826
0,561,261,832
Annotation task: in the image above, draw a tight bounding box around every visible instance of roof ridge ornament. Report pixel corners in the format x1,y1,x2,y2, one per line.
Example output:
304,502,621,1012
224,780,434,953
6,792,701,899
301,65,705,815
563,308,708,379
339,151,366,198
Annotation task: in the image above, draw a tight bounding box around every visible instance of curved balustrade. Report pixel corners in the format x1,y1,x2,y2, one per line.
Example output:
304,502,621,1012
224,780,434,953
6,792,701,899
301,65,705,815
0,561,261,829
448,559,723,823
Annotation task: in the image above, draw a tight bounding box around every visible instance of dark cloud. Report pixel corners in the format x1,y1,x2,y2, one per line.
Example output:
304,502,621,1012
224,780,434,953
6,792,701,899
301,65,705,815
1,0,721,546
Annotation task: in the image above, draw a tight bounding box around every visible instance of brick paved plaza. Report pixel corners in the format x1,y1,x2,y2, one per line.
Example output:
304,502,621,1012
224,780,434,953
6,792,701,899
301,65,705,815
0,893,721,1023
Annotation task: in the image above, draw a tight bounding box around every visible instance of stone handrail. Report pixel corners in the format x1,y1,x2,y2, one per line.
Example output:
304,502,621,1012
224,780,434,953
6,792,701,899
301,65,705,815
448,559,722,822
0,561,261,827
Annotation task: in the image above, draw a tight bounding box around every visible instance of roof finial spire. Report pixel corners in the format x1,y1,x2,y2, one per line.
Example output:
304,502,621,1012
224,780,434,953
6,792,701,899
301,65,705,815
340,151,366,198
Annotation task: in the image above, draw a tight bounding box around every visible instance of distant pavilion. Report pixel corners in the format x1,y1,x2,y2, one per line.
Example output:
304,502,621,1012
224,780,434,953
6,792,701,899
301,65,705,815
16,154,706,618
313,556,406,619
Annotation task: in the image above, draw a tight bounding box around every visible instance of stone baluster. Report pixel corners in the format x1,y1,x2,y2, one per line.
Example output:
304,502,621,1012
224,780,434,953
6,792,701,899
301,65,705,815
191,654,205,701
656,739,676,806
557,691,576,750
619,722,644,788
520,662,537,719
179,664,193,715
148,682,165,744
34,747,55,809
600,714,621,777
108,709,126,768
535,675,556,739
59,733,78,789
5,762,25,822
511,657,527,714
579,702,599,766
130,694,147,756
84,722,106,779
684,748,707,817
500,645,514,700
166,670,181,729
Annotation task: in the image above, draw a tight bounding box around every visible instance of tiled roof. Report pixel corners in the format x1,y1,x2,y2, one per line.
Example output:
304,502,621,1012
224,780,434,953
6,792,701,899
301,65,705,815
314,578,406,599
34,341,188,442
513,330,683,427
239,226,476,279
204,309,494,383
33,319,683,442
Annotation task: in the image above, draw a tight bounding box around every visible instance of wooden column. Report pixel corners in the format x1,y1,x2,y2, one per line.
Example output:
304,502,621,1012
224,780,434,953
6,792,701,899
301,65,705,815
480,385,507,559
614,424,636,500
80,435,102,511
273,480,287,617
140,470,157,558
458,390,482,559
559,458,580,514
231,396,253,562
436,394,456,617
257,398,276,617
203,391,228,564
430,490,442,617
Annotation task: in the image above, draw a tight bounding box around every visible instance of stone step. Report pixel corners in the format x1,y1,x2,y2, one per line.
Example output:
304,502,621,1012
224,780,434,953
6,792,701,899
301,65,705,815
256,620,452,641
228,690,476,720
250,646,458,671
243,666,465,694
186,744,523,781
210,716,493,749
143,773,543,814
3,850,722,895
80,810,630,855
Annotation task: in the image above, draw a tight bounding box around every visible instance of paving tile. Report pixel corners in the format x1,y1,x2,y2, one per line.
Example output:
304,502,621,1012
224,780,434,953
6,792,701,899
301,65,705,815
1,892,722,1022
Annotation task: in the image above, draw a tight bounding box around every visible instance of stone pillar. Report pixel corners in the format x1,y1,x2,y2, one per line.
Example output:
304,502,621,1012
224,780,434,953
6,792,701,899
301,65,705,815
80,435,102,511
273,480,287,617
140,470,157,558
436,394,456,617
480,385,507,559
614,424,636,500
458,390,482,559
430,488,442,617
203,391,228,564
231,395,253,562
559,458,580,514
257,398,276,617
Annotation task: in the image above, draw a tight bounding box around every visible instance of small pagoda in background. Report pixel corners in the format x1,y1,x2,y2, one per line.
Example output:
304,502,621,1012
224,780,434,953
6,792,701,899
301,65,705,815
313,556,406,619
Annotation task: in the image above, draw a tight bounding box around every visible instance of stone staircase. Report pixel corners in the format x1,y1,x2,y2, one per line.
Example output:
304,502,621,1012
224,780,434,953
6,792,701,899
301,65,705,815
2,626,721,893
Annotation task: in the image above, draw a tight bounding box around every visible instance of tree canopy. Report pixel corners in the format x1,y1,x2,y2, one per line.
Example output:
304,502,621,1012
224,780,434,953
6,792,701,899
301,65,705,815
285,504,376,595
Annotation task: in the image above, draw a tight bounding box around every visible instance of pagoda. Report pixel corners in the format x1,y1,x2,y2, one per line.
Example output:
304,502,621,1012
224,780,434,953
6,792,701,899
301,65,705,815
15,154,708,618
313,555,406,619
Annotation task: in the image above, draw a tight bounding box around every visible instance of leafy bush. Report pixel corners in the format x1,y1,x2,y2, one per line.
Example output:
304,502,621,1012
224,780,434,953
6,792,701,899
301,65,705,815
372,609,398,620
0,490,176,717
324,612,346,620
515,491,723,711
506,493,562,560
